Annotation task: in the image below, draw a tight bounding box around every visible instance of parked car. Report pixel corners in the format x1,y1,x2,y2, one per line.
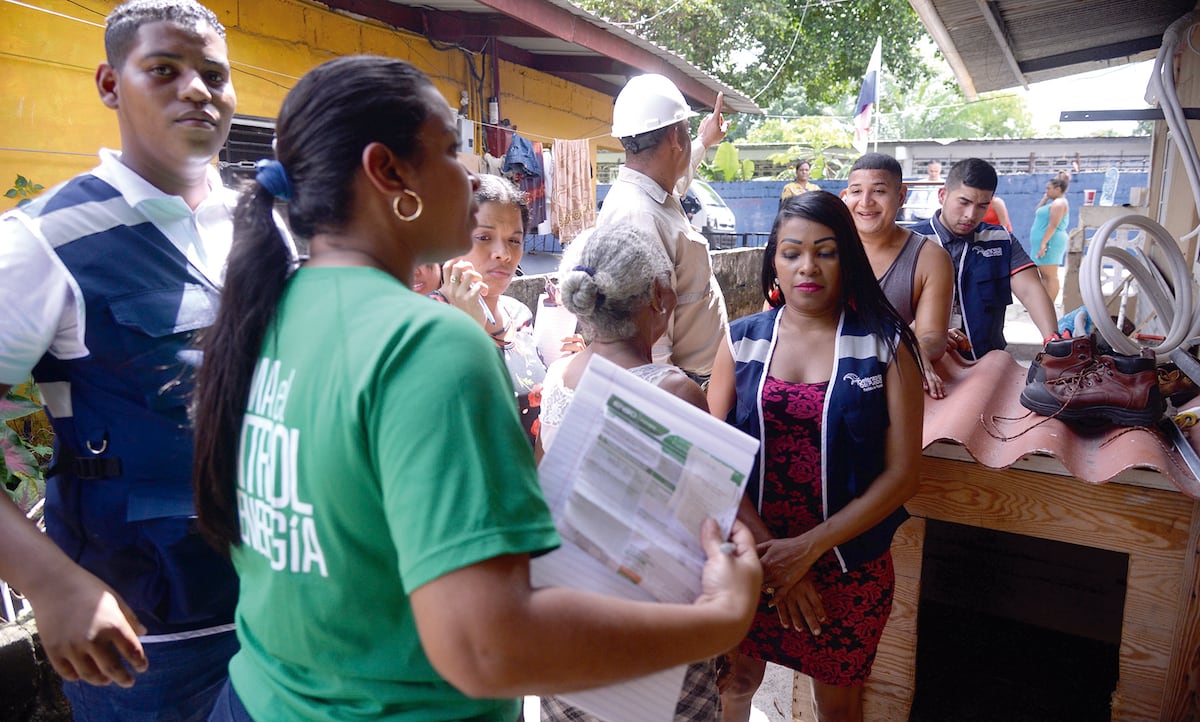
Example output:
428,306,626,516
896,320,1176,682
685,179,738,249
897,180,942,227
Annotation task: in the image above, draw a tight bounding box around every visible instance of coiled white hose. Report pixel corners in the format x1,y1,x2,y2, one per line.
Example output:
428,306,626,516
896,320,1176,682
1079,9,1200,358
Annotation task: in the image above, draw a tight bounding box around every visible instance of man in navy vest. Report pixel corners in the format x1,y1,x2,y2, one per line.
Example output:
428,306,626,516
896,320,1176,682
911,158,1058,359
0,2,242,719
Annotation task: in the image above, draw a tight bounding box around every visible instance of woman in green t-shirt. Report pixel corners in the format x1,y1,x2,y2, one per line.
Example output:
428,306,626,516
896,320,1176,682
191,55,762,722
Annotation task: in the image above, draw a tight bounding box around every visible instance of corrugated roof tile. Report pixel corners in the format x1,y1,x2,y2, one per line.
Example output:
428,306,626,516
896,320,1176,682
923,349,1200,498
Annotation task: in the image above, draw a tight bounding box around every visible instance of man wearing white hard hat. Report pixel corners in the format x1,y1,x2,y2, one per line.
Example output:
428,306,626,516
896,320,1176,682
597,73,730,385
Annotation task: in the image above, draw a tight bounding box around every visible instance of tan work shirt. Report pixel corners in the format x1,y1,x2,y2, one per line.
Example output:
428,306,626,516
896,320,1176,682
597,165,728,376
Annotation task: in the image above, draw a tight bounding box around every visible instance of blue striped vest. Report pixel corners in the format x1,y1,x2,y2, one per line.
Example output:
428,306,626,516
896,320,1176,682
727,306,908,571
913,215,1014,359
20,173,236,634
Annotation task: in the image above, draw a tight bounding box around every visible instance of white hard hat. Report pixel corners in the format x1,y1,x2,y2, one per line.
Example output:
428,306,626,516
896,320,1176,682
611,74,697,138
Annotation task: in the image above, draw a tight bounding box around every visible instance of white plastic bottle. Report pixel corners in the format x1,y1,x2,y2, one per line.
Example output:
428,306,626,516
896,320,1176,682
1099,166,1119,206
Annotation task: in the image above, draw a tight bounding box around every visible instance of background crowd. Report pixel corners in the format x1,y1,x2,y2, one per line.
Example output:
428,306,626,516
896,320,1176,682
0,2,1067,721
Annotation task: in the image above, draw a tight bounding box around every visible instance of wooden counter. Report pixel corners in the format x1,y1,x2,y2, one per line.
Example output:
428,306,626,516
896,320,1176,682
791,448,1200,721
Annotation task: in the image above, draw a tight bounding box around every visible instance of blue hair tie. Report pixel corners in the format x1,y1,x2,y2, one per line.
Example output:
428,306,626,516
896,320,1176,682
255,159,293,201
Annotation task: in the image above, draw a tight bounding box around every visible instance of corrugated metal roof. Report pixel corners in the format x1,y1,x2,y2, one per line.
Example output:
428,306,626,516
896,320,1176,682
317,0,763,115
909,0,1196,98
924,348,1200,499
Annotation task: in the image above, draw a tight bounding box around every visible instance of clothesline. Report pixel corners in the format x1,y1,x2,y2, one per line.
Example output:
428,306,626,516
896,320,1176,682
475,118,613,144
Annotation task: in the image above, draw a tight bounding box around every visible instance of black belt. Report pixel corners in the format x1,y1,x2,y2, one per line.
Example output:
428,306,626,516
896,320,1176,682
47,447,123,480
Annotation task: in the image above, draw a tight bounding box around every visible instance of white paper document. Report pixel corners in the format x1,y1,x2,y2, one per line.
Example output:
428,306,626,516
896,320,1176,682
531,355,759,722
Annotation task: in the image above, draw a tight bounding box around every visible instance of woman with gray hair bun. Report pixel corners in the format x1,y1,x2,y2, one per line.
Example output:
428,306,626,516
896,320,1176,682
558,223,674,341
538,222,720,722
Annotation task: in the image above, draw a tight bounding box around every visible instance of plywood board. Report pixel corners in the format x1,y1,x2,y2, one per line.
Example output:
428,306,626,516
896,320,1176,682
874,456,1200,721
1163,501,1200,721
908,460,1193,555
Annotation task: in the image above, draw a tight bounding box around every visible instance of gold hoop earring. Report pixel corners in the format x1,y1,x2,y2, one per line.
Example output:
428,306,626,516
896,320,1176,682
392,189,422,222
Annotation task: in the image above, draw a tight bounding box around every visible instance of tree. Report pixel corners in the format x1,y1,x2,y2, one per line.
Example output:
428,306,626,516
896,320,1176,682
577,0,932,109
742,114,857,179
880,81,1035,140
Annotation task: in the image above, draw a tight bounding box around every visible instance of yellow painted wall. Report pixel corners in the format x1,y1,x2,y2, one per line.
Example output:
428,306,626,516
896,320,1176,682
1,0,612,209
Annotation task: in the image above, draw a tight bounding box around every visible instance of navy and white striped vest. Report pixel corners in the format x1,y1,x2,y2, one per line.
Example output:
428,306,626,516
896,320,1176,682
19,173,236,634
727,306,908,571
913,215,1014,358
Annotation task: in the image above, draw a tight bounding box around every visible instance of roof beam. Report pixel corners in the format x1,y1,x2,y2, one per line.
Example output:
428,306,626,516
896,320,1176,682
975,0,1027,90
318,2,551,44
1021,36,1164,73
469,0,723,108
526,55,637,76
316,0,755,113
908,0,978,100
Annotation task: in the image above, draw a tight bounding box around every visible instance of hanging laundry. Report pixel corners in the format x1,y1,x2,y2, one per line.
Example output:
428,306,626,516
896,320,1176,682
516,140,547,229
503,134,541,177
539,147,554,235
482,152,504,176
485,122,513,158
551,138,594,245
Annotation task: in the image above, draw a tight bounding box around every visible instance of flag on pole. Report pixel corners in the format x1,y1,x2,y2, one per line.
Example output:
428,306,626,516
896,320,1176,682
853,37,882,154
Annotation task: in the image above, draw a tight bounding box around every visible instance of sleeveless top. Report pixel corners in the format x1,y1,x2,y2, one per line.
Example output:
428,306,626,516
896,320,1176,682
876,231,926,325
539,360,685,452
1029,203,1069,254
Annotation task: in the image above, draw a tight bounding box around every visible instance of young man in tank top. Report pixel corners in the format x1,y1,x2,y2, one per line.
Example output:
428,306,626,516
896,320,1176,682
842,153,958,398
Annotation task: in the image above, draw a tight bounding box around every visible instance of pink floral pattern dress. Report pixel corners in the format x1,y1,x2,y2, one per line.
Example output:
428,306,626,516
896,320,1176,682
738,375,894,687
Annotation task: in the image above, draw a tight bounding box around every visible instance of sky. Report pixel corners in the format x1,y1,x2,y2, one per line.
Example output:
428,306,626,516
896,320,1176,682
1017,59,1155,136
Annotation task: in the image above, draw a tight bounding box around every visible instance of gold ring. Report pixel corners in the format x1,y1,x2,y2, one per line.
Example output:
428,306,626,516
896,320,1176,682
450,276,461,284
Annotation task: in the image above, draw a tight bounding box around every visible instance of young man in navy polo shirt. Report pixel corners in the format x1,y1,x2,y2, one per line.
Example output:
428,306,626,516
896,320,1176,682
912,158,1058,359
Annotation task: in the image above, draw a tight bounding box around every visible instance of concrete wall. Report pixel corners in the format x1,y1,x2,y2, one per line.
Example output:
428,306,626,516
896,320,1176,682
595,172,1151,248
598,136,1153,179
995,171,1149,247
0,616,70,721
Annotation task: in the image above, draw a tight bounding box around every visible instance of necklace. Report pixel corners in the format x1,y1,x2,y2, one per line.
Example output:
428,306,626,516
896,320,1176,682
489,316,513,348
489,319,512,338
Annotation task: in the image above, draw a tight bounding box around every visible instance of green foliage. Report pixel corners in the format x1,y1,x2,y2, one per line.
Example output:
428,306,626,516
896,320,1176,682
2,381,51,514
5,175,45,208
743,115,857,179
576,0,930,109
881,85,1035,140
700,142,756,181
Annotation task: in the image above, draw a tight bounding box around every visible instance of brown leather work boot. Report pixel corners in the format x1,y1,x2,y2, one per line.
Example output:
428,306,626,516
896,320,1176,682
1026,334,1096,385
1157,363,1200,406
1020,348,1165,427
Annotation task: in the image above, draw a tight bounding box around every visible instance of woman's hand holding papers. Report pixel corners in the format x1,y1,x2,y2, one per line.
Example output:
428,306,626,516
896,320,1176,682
696,518,762,640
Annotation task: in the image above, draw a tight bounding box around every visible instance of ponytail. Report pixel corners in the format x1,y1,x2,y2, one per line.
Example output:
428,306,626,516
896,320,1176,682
193,182,294,550
192,55,438,551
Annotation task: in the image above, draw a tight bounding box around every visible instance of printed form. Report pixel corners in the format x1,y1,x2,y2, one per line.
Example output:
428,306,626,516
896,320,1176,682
532,354,759,721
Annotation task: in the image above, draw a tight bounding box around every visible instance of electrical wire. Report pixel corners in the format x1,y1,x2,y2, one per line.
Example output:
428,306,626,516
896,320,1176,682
750,0,813,102
1079,10,1200,358
611,0,688,28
